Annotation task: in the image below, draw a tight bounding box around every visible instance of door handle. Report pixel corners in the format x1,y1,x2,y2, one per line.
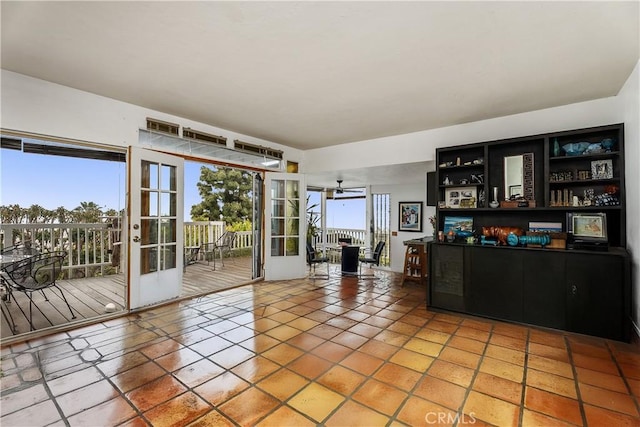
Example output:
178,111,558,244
133,236,140,243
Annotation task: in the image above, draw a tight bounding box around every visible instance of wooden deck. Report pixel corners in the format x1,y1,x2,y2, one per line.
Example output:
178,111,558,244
1,256,253,340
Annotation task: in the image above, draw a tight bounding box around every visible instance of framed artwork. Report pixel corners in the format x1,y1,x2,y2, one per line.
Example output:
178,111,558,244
591,159,613,180
445,186,477,209
566,212,608,242
399,201,423,232
443,216,474,234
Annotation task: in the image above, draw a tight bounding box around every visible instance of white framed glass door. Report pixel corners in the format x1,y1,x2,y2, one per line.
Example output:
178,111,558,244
264,172,306,280
128,146,184,309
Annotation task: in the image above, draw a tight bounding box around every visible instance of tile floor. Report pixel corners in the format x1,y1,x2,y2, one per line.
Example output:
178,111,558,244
1,271,639,426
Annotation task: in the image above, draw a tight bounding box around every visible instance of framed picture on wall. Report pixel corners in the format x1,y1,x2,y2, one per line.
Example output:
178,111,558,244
399,201,423,232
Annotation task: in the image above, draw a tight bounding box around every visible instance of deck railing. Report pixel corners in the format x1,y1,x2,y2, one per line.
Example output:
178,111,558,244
0,222,118,278
1,222,372,277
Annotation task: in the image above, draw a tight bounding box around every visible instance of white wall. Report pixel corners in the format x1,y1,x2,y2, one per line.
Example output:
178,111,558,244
0,70,304,164
619,60,640,336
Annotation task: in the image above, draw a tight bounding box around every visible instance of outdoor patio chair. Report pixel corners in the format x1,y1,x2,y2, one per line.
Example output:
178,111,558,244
201,231,237,270
1,252,76,332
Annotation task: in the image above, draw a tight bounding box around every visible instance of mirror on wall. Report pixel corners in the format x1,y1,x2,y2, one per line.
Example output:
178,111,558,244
504,153,534,200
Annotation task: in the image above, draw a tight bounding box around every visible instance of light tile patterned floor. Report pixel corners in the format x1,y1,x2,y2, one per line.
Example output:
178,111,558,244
1,271,639,426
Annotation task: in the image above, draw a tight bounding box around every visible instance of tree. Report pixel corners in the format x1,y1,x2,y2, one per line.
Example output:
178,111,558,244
190,166,253,225
73,201,103,223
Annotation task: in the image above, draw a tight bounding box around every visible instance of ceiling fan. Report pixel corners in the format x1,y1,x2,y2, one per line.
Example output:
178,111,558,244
308,180,365,199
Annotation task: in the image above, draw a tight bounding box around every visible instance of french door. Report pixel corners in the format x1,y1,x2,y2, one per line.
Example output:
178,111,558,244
264,172,306,280
128,147,184,309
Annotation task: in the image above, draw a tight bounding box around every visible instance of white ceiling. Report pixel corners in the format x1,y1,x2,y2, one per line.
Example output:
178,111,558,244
1,1,638,188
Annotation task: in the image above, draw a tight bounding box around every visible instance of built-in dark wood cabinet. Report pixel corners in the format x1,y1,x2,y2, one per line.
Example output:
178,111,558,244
427,123,631,341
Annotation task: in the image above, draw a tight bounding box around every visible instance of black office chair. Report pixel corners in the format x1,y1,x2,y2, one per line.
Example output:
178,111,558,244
306,242,329,279
359,241,386,279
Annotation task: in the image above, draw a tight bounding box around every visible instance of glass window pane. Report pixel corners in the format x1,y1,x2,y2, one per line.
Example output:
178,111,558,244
286,199,299,217
160,245,176,270
161,219,176,243
271,237,284,256
141,219,158,244
285,237,299,256
141,190,150,216
271,180,284,199
160,193,176,216
271,219,284,236
271,200,285,217
286,180,299,199
287,219,299,235
141,161,151,188
149,191,159,216
148,163,159,189
141,247,158,274
161,165,176,191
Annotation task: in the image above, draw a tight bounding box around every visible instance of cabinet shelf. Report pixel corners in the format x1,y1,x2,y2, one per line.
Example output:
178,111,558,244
438,163,484,170
437,205,622,213
439,183,484,189
549,178,620,186
550,151,620,162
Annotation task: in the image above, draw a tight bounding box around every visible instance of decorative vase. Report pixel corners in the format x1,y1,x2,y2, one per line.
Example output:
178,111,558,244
489,186,499,208
553,138,560,157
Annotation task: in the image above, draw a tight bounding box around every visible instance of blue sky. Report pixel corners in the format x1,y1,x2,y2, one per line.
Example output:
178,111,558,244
1,150,365,229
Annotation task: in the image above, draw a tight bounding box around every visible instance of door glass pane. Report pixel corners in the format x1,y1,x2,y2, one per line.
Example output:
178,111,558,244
286,199,299,217
141,219,158,245
271,180,284,198
160,193,176,216
160,245,176,270
286,180,299,199
271,237,284,256
272,200,285,217
161,219,176,243
161,165,175,191
141,161,151,188
142,162,159,189
141,190,150,216
141,247,158,274
286,219,299,235
271,219,284,236
285,237,299,256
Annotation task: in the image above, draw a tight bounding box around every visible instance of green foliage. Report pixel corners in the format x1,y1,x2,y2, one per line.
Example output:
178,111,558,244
227,219,252,232
190,166,253,225
306,196,320,244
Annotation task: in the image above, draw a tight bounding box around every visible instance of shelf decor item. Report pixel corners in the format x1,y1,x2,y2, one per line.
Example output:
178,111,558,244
591,159,613,179
445,187,477,209
399,201,423,232
600,138,615,152
562,142,590,156
489,186,500,208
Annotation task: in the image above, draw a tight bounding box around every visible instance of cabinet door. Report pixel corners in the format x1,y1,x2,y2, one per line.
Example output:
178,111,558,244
429,244,465,311
566,253,623,340
468,247,523,321
523,252,566,329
